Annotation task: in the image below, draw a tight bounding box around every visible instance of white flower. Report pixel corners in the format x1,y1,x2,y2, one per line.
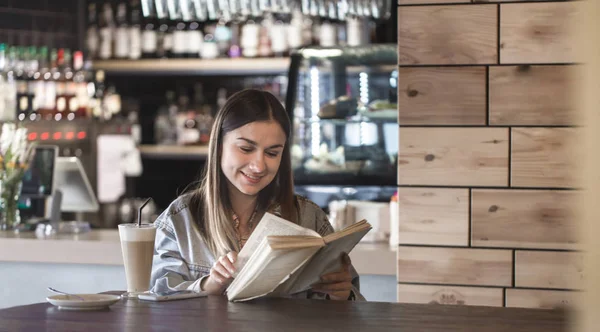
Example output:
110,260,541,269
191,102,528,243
0,123,15,156
11,127,28,162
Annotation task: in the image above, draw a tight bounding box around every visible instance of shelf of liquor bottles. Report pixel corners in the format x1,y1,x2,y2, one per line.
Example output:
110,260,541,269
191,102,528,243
92,57,290,75
138,144,208,159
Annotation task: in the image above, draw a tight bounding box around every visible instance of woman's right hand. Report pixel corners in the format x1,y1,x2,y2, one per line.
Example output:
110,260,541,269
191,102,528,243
201,251,238,295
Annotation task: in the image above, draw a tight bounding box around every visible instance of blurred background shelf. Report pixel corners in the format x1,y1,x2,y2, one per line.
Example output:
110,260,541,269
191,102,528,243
92,58,291,75
138,145,209,160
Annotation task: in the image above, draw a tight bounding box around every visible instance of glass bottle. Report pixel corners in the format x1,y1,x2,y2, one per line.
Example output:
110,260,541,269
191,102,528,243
114,1,130,59
99,2,115,59
15,47,30,121
140,0,158,58
128,0,142,60
73,51,89,119
39,49,58,121
86,1,100,60
155,0,171,58
0,44,8,121
54,49,68,121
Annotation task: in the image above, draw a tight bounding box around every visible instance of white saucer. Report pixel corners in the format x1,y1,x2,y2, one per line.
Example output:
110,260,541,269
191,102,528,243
46,294,121,311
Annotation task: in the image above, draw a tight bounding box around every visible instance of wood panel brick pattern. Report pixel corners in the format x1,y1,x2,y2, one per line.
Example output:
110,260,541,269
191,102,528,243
397,0,581,307
399,128,509,186
489,65,579,126
398,5,497,65
398,284,503,307
399,67,487,125
505,288,579,310
398,188,469,246
511,128,580,188
397,246,513,286
471,189,580,250
515,251,584,290
500,2,581,64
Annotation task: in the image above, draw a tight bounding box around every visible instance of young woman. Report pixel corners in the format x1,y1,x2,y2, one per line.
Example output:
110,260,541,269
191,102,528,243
150,89,364,301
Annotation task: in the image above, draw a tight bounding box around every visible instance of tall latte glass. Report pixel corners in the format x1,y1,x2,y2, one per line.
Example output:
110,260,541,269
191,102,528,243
118,223,156,299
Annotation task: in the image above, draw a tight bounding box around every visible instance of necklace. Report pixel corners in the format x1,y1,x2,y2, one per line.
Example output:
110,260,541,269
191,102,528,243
232,207,258,249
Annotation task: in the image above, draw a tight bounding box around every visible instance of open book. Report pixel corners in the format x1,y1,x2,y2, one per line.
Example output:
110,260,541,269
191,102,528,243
225,212,371,302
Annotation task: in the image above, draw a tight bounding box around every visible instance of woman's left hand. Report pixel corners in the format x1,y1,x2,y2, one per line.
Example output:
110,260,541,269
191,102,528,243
311,253,353,300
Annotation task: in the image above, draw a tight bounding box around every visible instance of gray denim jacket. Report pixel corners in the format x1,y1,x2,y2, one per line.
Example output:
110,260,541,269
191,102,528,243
150,194,365,301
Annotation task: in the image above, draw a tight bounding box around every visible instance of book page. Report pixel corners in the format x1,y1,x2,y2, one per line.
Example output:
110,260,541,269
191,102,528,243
267,236,325,250
323,219,369,243
285,227,371,295
234,212,320,275
228,245,322,302
226,238,271,298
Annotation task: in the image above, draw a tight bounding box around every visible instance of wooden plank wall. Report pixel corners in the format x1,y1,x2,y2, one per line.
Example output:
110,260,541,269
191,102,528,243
397,0,581,309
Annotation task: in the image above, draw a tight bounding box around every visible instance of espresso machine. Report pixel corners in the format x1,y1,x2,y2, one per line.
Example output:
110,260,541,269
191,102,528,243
21,118,140,228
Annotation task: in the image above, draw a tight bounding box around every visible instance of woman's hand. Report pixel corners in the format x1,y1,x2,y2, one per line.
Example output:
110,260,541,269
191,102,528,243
202,251,238,295
311,253,353,300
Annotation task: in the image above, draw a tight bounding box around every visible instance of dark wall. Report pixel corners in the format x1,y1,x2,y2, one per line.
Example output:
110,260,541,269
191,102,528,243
0,0,83,50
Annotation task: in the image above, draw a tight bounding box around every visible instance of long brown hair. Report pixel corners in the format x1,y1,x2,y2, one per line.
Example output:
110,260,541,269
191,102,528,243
189,89,297,257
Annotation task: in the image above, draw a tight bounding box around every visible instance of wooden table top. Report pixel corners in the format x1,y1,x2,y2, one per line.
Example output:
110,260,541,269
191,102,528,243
0,294,572,332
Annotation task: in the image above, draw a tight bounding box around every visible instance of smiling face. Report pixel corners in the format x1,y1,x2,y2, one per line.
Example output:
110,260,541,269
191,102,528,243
220,120,287,200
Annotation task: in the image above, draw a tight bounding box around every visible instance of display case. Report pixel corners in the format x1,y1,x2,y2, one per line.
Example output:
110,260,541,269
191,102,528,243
285,44,398,208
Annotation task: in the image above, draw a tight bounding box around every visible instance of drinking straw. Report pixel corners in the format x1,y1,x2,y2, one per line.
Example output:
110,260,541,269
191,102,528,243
138,197,152,227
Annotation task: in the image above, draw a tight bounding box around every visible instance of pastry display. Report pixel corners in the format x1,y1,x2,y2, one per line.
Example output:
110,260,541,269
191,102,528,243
357,99,398,119
317,96,358,119
302,144,361,174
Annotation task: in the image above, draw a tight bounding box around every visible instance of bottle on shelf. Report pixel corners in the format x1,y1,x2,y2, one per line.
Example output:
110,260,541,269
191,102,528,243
240,19,259,58
103,84,122,120
4,46,17,122
114,1,130,59
128,107,141,144
170,1,187,58
86,1,99,60
26,47,39,120
91,69,106,119
15,47,32,121
191,83,212,144
200,31,219,59
175,89,200,145
213,18,232,58
187,10,203,58
140,0,158,58
64,49,81,121
216,87,227,111
319,19,337,47
80,2,388,62
228,21,241,58
0,43,12,121
39,48,58,121
154,90,178,145
98,1,115,60
346,16,365,47
54,48,69,121
73,51,90,119
0,33,126,122
257,15,273,58
128,0,143,60
154,0,171,58
31,47,46,119
287,9,304,53
270,13,289,58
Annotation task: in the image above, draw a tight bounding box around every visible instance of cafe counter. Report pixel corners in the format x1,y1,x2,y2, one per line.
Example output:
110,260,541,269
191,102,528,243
0,229,396,273
0,229,396,308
